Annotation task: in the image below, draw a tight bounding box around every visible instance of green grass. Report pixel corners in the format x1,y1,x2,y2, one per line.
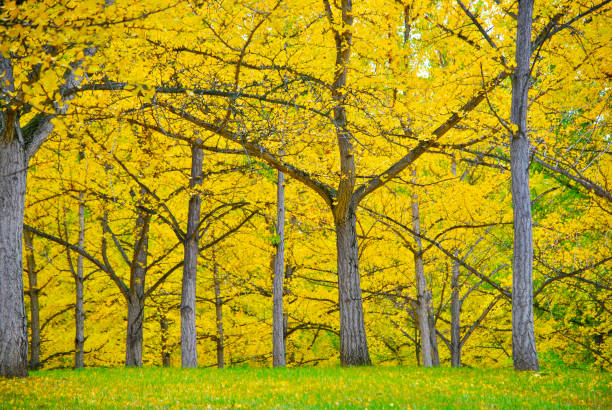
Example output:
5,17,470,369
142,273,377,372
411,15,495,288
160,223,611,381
0,366,610,408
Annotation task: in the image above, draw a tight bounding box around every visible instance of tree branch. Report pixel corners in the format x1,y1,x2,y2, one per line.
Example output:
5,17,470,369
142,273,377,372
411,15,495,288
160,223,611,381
353,70,510,204
533,154,612,203
460,294,503,347
534,256,612,297
361,206,512,299
158,102,336,206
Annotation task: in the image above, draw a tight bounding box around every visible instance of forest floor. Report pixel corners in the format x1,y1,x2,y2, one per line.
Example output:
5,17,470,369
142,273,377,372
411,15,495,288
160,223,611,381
0,366,610,408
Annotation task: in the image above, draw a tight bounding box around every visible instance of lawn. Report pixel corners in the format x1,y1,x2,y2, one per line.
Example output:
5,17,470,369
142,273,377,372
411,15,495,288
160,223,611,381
0,366,609,408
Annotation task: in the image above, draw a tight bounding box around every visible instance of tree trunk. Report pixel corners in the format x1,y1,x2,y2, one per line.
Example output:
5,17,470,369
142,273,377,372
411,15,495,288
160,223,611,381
335,209,371,366
428,306,440,366
411,188,433,367
125,212,150,367
213,255,224,369
414,322,420,366
74,193,85,369
24,230,40,370
159,311,171,367
327,0,371,367
181,142,203,368
0,137,29,378
0,47,85,377
450,254,462,367
0,53,28,378
125,296,145,366
272,170,286,367
510,0,539,371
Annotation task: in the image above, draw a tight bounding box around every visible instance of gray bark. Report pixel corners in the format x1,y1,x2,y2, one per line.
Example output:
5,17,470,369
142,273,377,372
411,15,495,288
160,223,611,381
428,305,440,366
449,160,462,367
0,40,92,376
414,324,420,366
24,230,40,370
181,141,203,368
0,28,107,375
74,192,85,369
0,54,28,378
335,209,371,366
213,249,224,369
272,170,286,367
410,189,433,367
510,0,539,371
450,254,461,367
0,137,28,378
159,310,171,367
125,297,145,367
326,0,371,366
64,200,86,369
125,211,150,367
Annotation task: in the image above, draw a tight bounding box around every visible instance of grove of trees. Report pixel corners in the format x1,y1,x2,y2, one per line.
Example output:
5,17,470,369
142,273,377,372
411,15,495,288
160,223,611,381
1,0,610,378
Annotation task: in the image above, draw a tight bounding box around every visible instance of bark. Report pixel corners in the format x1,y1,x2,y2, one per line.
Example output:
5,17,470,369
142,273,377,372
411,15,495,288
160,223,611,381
125,211,150,367
181,141,203,368
410,190,433,367
74,193,85,369
125,296,145,367
0,54,28,377
160,311,171,367
0,40,92,376
272,170,286,367
213,250,224,369
510,0,539,371
428,306,440,366
450,159,462,367
450,254,462,367
335,209,371,366
325,0,371,367
24,230,40,370
414,324,420,366
0,137,29,378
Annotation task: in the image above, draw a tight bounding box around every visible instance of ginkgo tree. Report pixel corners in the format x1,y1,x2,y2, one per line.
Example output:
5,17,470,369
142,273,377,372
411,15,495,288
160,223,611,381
0,0,183,377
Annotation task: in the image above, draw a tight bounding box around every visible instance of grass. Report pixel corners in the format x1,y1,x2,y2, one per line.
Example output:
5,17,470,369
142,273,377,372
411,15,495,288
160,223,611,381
0,366,610,408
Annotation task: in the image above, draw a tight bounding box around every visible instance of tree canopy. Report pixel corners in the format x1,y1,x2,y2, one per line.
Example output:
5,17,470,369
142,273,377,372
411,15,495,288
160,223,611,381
0,0,610,376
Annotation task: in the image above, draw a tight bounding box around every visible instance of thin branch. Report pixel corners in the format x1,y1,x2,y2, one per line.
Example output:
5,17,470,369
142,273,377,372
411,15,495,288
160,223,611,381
534,256,612,297
353,70,510,204
456,0,499,51
533,155,612,203
361,207,511,299
159,101,336,206
66,83,331,119
24,224,107,277
103,219,131,267
198,211,257,252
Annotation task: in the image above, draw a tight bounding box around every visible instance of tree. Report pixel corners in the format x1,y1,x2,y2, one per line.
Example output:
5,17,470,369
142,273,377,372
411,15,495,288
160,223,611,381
212,242,225,368
272,168,287,367
63,195,87,369
409,173,438,367
181,142,203,367
509,0,538,371
0,0,155,377
23,229,40,370
121,208,152,367
0,51,53,377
